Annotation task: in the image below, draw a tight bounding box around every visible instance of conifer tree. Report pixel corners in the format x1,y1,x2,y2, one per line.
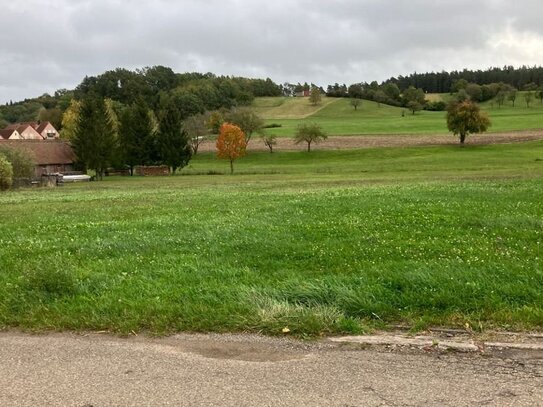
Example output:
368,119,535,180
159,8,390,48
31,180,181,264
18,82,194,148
157,101,192,174
119,98,155,175
72,95,118,180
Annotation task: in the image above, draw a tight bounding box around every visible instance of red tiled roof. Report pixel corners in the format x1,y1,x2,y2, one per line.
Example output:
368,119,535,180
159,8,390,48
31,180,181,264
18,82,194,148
0,129,17,139
6,123,38,137
5,122,38,130
4,121,58,139
0,140,75,165
35,122,51,134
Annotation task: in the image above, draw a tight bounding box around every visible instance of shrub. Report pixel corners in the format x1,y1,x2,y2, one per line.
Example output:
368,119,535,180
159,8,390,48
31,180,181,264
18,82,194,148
0,146,34,180
263,123,282,129
0,155,13,191
425,101,447,111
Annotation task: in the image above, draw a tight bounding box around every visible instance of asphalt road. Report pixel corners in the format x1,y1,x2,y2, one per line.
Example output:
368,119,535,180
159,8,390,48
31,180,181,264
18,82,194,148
1,332,542,406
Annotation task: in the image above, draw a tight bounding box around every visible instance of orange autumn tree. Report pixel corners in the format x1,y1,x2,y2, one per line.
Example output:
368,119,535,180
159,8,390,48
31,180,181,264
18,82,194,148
216,123,247,174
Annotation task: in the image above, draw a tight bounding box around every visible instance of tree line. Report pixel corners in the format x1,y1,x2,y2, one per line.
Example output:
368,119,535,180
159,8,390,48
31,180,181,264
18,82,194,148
325,82,429,113
383,65,543,94
68,91,270,179
0,66,282,130
325,78,543,112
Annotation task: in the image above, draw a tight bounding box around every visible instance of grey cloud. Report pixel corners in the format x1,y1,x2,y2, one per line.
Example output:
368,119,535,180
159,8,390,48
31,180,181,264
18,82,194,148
1,0,542,103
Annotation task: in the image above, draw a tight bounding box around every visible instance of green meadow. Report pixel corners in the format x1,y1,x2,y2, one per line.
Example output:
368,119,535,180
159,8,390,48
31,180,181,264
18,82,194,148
1,141,542,335
253,93,543,136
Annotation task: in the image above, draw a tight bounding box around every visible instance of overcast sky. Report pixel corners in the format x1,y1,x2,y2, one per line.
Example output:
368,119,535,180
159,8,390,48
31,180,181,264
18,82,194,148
1,0,543,103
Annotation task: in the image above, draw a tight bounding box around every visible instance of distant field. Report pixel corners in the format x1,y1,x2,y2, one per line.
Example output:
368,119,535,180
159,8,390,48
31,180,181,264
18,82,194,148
1,141,542,335
252,96,338,119
425,93,444,102
255,92,543,136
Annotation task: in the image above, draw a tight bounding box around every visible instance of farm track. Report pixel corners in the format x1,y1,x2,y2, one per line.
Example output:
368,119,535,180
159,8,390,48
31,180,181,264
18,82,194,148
199,130,543,152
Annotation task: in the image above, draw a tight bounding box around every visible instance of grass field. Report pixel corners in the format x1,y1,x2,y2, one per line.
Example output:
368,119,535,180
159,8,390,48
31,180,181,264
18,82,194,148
256,93,543,137
1,141,542,335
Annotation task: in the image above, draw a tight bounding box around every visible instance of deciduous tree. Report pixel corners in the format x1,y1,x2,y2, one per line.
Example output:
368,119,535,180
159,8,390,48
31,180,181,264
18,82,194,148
261,132,277,153
402,86,426,112
407,100,422,115
293,123,327,152
309,86,322,106
374,90,387,107
183,112,210,154
523,82,538,91
495,90,506,108
383,83,401,101
38,107,62,130
60,99,81,140
465,83,482,102
0,146,34,180
451,79,468,93
350,98,361,110
226,107,264,145
347,83,363,99
0,155,13,191
537,88,543,104
524,91,534,108
208,110,225,134
216,123,247,174
446,100,490,145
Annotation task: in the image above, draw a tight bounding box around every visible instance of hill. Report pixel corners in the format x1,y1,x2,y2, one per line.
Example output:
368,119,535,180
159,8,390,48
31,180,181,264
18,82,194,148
255,92,543,137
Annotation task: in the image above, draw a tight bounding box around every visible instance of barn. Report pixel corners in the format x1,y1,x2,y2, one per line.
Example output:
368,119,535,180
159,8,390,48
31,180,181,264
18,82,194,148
0,140,75,179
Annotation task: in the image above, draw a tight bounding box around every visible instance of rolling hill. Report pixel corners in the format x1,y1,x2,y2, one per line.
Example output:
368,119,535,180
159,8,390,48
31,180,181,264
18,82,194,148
253,93,543,137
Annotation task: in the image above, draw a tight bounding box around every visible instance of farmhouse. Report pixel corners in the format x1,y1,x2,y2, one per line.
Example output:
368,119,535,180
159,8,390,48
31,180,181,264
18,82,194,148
294,90,311,97
0,140,75,179
0,121,59,140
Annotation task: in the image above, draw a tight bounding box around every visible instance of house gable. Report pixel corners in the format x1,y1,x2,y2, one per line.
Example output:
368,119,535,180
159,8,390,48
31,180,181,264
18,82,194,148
16,124,44,140
35,122,59,139
2,121,59,140
0,129,22,140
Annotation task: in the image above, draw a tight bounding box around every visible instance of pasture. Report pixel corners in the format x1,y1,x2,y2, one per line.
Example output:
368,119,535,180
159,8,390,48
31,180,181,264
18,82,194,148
1,141,542,335
254,93,543,137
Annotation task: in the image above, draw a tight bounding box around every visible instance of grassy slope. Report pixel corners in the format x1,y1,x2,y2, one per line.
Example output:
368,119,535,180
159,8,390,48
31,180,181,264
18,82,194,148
252,96,338,119
257,92,543,137
1,142,542,335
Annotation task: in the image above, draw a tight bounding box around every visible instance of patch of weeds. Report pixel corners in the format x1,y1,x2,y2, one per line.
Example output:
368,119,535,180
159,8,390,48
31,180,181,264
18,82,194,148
336,317,366,335
247,292,357,336
22,261,79,298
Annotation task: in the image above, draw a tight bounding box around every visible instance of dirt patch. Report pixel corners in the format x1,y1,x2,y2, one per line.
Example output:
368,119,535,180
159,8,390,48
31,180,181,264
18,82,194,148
198,130,543,153
158,333,313,362
151,334,314,362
